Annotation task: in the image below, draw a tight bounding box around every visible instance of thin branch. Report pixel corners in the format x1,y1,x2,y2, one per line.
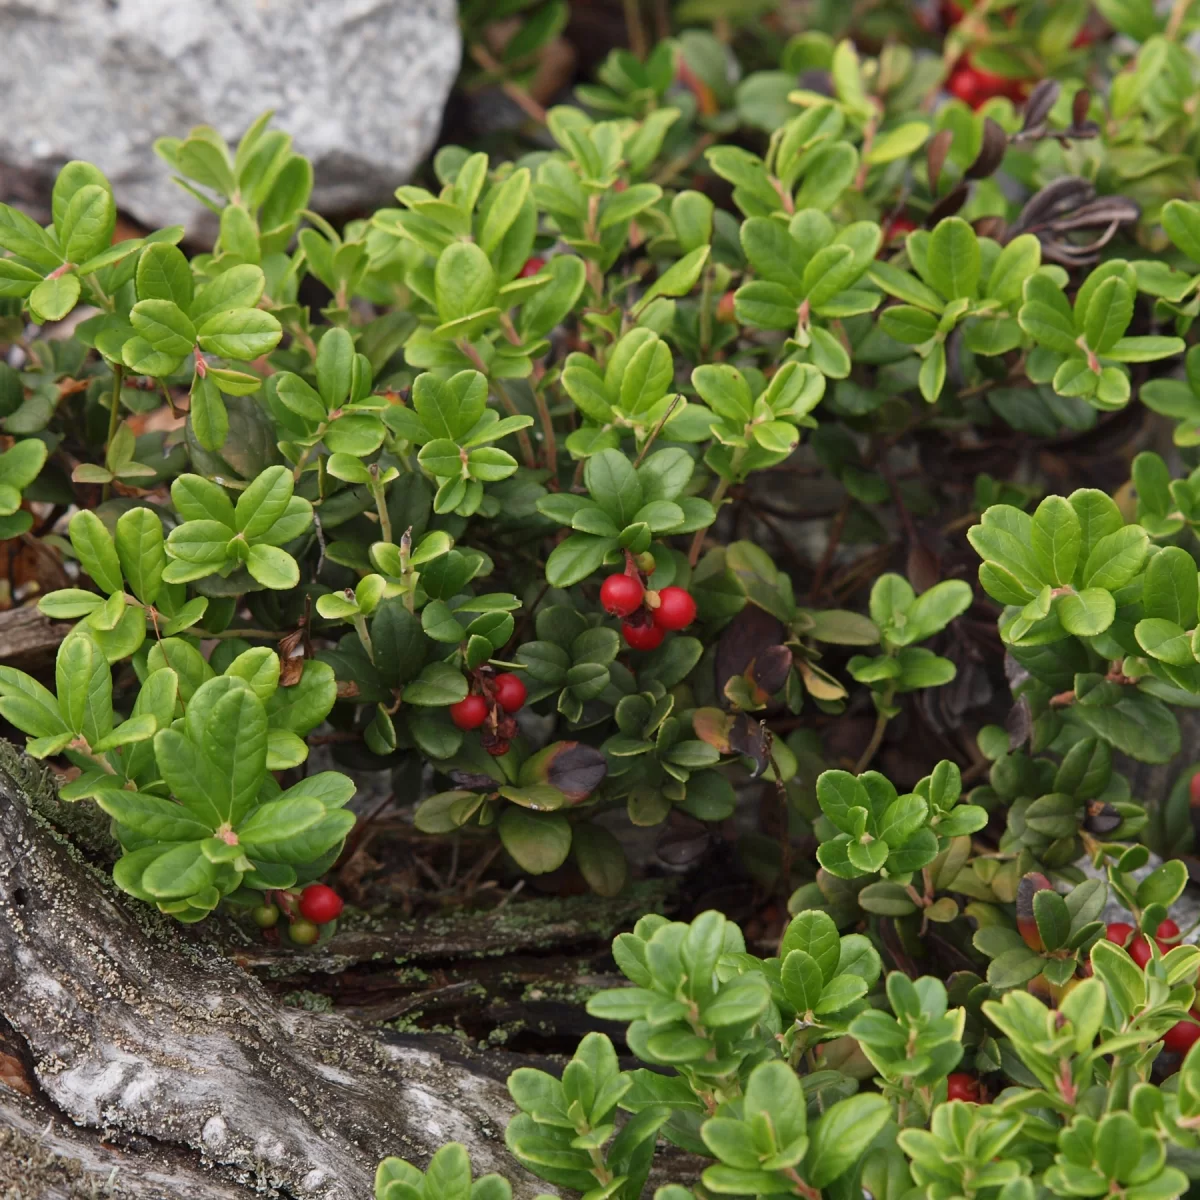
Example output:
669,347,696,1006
101,363,124,502
532,387,558,482
623,0,648,59
651,132,717,188
808,497,851,602
1167,0,1196,40
877,449,918,547
633,394,682,468
468,43,548,125
492,378,539,470
854,693,893,775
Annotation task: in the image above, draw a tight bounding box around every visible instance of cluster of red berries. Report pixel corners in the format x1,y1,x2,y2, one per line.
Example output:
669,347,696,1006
1101,920,1199,1054
254,883,344,946
449,674,526,731
600,572,697,650
946,58,1028,110
935,0,1030,111
447,671,527,757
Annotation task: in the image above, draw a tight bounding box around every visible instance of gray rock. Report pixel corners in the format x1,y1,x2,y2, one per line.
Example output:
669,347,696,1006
0,0,460,233
1079,852,1200,942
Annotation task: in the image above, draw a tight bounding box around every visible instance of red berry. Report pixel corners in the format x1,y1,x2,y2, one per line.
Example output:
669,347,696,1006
947,59,1028,110
942,0,968,23
518,257,545,278
622,622,665,651
449,694,488,730
1129,935,1154,969
493,673,527,714
1165,1018,1200,1055
884,215,917,243
946,1073,980,1102
601,573,645,617
1190,771,1200,807
1105,922,1134,947
653,586,697,631
1158,919,1181,942
299,883,344,925
716,291,737,324
288,918,320,945
947,65,979,108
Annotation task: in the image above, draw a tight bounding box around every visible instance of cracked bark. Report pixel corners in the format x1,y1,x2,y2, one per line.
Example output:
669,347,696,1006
0,1084,258,1200
0,742,547,1200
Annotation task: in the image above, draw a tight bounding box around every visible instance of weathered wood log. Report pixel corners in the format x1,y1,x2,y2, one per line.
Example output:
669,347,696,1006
0,1083,256,1200
0,604,71,671
0,741,548,1200
231,882,673,975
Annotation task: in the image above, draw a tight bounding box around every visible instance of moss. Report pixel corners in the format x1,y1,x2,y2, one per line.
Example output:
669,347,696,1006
520,977,603,1006
394,966,432,983
282,989,335,1012
385,1008,426,1033
0,740,118,862
484,1020,526,1048
0,1124,96,1200
376,879,674,956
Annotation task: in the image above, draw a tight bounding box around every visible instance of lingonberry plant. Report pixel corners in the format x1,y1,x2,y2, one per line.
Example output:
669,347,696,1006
376,907,1200,1200
9,0,1200,1192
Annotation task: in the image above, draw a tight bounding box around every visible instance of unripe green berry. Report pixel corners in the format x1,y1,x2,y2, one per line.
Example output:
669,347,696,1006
288,918,320,945
252,903,280,929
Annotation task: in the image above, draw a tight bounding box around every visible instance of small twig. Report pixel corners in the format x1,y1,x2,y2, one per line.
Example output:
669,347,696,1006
747,503,806,573
1166,0,1195,40
312,512,327,579
854,103,882,191
808,497,852,602
764,730,793,907
877,449,918,547
197,627,281,640
370,476,393,544
854,703,891,774
633,394,682,468
653,0,670,40
769,176,795,215
651,132,717,188
492,377,539,470
459,841,505,897
468,43,548,125
688,476,730,567
159,380,179,419
829,545,894,603
338,788,397,864
699,262,714,358
306,730,364,745
532,387,558,482
101,363,124,502
495,877,526,911
505,580,551,656
623,0,648,58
